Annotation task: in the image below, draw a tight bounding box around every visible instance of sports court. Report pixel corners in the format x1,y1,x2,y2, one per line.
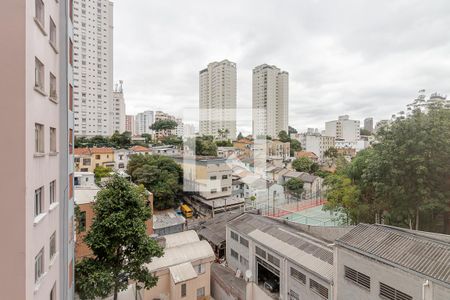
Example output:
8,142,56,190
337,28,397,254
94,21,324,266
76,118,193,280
280,205,343,226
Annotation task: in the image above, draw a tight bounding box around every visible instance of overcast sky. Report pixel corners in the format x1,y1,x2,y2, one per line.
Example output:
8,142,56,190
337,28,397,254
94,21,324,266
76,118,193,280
113,0,450,134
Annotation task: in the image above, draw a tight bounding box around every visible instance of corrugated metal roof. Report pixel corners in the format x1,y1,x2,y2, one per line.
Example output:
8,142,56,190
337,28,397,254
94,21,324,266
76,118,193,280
228,214,334,282
169,262,198,284
336,224,450,286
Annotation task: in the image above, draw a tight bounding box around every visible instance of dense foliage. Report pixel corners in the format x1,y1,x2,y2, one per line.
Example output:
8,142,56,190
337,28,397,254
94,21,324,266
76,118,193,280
277,130,302,156
75,131,144,149
285,178,304,199
292,157,319,173
127,154,183,210
75,176,163,300
150,119,178,131
324,102,450,233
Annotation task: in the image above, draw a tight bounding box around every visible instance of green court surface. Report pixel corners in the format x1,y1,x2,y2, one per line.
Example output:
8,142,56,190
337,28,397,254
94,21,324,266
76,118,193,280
282,205,343,226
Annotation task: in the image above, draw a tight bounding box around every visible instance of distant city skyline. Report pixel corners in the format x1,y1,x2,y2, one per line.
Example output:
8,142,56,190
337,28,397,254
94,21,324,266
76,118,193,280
113,0,450,133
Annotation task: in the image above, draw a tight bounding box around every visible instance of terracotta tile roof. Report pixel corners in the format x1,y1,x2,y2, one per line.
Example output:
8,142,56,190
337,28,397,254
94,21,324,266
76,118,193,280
130,145,151,152
295,151,318,159
74,148,91,156
235,139,253,145
89,147,114,154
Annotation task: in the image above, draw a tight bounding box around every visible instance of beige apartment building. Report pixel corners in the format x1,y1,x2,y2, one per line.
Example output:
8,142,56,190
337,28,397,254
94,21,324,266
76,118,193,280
253,64,289,138
266,139,290,159
74,147,115,172
199,60,237,140
143,231,215,300
0,0,75,299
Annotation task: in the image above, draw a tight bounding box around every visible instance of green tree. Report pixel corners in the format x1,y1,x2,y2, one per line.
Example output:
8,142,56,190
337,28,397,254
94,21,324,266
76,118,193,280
110,131,132,148
292,157,314,173
278,130,290,143
160,135,183,147
150,119,178,131
128,155,183,210
288,126,298,134
290,139,302,156
237,132,244,140
141,133,152,144
94,166,113,183
324,147,338,159
216,140,233,147
360,128,372,136
217,128,230,140
75,176,163,300
285,178,304,200
194,135,217,156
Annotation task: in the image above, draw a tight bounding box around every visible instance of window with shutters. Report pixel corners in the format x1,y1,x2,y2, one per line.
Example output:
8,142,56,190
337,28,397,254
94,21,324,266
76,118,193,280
379,282,412,300
240,236,249,247
267,253,280,267
289,290,299,300
290,267,306,284
230,230,239,241
230,248,239,260
255,246,266,259
344,266,371,290
310,279,328,299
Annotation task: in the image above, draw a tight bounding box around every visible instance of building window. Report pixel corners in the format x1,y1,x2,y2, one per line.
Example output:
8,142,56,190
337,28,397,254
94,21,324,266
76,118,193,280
82,158,91,165
255,246,266,259
290,267,306,284
222,175,228,179
49,17,57,48
344,266,370,290
222,187,228,192
49,180,56,204
69,39,73,66
289,290,300,300
50,127,57,152
50,283,56,300
95,154,100,159
35,58,45,91
194,264,205,274
210,176,217,180
240,255,249,268
267,253,280,267
240,236,249,247
69,84,73,111
196,287,205,299
230,231,239,241
379,282,412,300
181,283,187,298
35,123,44,153
35,187,44,217
78,211,86,232
35,0,45,28
310,279,328,299
50,232,56,259
230,248,239,260
35,248,44,283
49,73,57,100
211,189,217,194
69,129,73,154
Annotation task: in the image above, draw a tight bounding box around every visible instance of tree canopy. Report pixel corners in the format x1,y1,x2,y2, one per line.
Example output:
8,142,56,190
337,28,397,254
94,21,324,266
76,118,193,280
292,157,319,173
75,176,163,300
150,119,178,131
127,155,183,210
324,100,450,232
75,132,143,149
277,130,290,143
285,178,304,200
288,126,298,134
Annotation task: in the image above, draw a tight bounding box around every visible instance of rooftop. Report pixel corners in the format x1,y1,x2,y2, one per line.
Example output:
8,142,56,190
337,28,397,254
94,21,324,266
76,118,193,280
284,171,318,183
74,187,101,205
228,213,335,282
198,211,243,246
130,145,151,152
169,262,198,284
336,223,450,287
90,147,114,154
153,212,185,230
211,263,246,299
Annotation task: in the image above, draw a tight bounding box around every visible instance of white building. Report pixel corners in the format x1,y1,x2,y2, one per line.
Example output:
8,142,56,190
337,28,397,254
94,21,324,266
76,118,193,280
364,117,373,133
199,60,237,140
1,0,74,298
72,0,114,137
112,81,126,133
292,132,335,163
252,64,289,138
325,115,360,142
135,110,154,136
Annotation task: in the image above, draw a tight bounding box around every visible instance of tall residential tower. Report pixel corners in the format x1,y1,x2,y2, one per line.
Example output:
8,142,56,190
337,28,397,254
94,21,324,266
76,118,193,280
1,0,74,298
199,60,237,140
252,64,289,138
72,0,114,136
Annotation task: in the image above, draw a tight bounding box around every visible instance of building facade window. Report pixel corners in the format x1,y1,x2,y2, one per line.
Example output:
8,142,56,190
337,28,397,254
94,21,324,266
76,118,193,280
35,187,44,216
49,180,56,204
196,287,205,298
230,248,239,260
267,253,280,267
290,267,306,284
289,290,300,300
50,232,56,259
240,255,249,268
255,246,266,259
35,248,44,283
35,0,45,28
49,17,57,48
210,176,217,180
49,73,57,100
344,266,370,290
310,279,328,299
240,236,249,247
230,231,239,241
35,58,45,92
79,211,86,232
194,264,205,274
379,282,412,300
50,127,57,152
69,39,73,66
35,123,44,153
181,283,187,298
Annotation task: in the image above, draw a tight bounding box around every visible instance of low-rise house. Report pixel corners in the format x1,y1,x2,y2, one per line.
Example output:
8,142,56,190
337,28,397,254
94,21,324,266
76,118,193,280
240,175,286,206
114,148,130,171
266,139,290,160
282,171,324,200
143,230,215,300
265,166,289,184
294,151,319,162
217,147,241,159
334,224,450,300
151,145,179,156
153,211,186,236
74,148,93,172
226,213,341,300
231,176,245,199
130,145,151,154
233,139,253,158
74,147,115,172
